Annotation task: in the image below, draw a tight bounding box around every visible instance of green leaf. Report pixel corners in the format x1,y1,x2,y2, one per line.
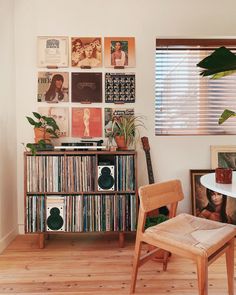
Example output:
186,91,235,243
33,112,41,119
197,46,236,78
218,109,236,125
26,116,36,126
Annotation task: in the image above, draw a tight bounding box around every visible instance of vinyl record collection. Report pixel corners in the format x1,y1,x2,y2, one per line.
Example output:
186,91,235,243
116,155,135,191
26,194,136,233
26,156,65,192
25,151,137,245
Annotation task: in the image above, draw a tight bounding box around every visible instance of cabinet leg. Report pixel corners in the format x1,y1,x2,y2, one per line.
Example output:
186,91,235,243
39,233,45,249
119,232,125,248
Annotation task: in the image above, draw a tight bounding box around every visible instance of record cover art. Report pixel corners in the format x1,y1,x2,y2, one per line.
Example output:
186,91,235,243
104,108,134,137
71,37,102,67
38,107,69,137
72,72,102,103
105,73,135,103
37,36,69,68
72,107,102,138
37,72,69,102
104,37,135,68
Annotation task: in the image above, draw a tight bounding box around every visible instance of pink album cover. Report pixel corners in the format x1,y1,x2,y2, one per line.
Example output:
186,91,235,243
72,107,102,138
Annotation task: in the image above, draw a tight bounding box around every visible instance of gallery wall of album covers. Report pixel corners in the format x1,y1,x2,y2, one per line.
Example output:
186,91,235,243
36,36,137,141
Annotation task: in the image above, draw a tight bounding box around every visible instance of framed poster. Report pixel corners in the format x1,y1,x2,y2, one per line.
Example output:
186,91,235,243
190,169,236,225
37,36,69,68
71,72,102,103
72,107,102,138
104,37,135,68
211,145,236,169
104,108,134,137
105,73,135,103
38,107,69,137
71,37,102,67
37,72,69,102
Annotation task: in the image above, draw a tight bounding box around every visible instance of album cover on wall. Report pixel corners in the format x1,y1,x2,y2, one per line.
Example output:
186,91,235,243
72,72,102,103
37,72,69,102
38,107,69,137
72,107,102,138
105,73,135,103
71,37,102,67
37,36,69,68
104,108,134,137
104,37,135,68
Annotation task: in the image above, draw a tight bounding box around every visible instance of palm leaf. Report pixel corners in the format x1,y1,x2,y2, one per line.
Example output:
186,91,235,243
197,46,236,78
218,109,236,124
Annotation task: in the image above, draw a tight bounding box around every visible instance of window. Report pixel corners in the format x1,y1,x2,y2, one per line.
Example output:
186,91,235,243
155,39,236,135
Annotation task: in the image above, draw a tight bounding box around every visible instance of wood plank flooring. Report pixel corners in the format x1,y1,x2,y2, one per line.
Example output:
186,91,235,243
0,233,235,294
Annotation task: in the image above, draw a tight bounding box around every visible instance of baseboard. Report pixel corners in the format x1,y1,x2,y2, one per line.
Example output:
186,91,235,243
0,227,18,253
18,223,25,235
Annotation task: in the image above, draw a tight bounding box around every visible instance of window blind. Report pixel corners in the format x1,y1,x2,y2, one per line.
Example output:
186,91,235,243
155,39,236,135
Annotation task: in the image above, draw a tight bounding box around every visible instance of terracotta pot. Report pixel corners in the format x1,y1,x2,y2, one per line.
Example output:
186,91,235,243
34,127,51,143
115,135,128,150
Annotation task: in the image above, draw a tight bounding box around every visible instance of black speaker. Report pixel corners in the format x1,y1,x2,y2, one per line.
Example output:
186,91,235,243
98,165,115,191
46,199,65,231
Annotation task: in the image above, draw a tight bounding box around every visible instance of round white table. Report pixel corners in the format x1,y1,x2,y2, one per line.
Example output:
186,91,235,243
200,172,236,198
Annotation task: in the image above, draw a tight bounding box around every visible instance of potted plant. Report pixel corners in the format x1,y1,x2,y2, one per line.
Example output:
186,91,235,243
26,112,60,154
26,112,60,143
107,115,145,150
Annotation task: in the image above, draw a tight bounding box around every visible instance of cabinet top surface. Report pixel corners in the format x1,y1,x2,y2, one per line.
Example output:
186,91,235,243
24,150,137,156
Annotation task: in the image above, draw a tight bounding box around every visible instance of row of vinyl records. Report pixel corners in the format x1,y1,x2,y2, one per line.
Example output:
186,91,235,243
26,155,135,192
26,194,137,233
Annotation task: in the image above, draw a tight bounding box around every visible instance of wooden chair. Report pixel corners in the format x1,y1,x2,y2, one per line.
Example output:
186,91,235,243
130,180,236,295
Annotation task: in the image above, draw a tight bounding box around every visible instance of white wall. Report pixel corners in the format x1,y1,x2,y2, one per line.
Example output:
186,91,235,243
0,0,18,252
15,0,236,233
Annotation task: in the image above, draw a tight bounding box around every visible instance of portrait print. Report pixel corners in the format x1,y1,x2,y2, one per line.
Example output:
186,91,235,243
190,169,236,225
104,37,135,68
37,72,69,103
71,37,102,68
38,107,69,137
72,107,102,138
111,41,128,66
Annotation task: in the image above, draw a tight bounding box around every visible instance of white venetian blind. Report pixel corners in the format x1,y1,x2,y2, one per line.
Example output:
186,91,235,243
155,39,236,135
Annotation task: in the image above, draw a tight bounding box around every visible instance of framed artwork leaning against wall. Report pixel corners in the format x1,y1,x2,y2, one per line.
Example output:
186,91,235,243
211,145,236,169
190,169,236,225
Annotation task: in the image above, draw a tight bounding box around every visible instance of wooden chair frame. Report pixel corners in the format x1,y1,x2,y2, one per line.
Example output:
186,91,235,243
130,180,235,295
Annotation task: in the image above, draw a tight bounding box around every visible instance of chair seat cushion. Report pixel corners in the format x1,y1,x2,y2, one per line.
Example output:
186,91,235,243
144,213,236,257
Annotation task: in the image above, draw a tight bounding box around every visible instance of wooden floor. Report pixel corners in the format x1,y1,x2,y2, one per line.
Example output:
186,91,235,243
0,233,235,295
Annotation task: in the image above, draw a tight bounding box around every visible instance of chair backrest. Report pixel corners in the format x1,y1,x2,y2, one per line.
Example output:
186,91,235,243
138,179,184,214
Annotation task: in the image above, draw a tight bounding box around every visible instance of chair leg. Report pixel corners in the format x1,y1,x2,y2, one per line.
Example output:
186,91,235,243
196,255,208,295
130,239,142,294
226,238,234,295
163,251,169,271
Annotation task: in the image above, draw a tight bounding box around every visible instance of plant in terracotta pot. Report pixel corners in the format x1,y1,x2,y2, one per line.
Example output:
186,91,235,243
26,112,60,143
26,112,60,154
108,115,144,150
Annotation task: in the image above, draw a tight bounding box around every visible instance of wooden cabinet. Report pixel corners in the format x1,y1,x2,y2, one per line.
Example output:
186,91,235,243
24,150,137,248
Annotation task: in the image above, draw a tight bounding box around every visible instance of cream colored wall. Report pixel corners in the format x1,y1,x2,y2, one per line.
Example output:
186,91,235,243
15,0,236,233
0,0,18,252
